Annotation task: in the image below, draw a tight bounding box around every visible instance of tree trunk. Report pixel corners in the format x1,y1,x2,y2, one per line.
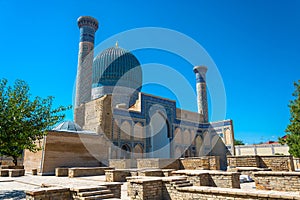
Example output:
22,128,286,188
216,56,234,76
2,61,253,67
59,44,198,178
12,156,17,166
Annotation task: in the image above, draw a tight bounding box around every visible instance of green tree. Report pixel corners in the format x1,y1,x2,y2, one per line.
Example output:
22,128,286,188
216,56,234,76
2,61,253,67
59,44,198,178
279,80,300,158
0,79,70,165
234,139,245,145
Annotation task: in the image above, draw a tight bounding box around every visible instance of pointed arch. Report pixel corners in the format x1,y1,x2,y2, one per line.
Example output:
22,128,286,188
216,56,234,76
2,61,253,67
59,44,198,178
183,129,191,145
195,135,203,157
133,144,143,158
134,122,144,140
121,144,131,159
174,128,182,144
120,121,131,140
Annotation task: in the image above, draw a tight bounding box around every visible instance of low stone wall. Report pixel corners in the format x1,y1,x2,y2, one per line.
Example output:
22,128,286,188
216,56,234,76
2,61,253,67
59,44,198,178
137,159,180,170
174,186,300,200
127,176,300,200
25,187,70,200
227,167,271,178
227,155,260,167
107,156,222,172
128,178,162,200
55,168,68,177
0,169,9,177
105,169,132,182
253,171,300,192
102,183,122,198
0,156,23,166
179,156,220,170
172,170,240,189
227,155,295,171
0,169,25,177
68,167,113,177
105,168,174,182
109,159,137,169
209,171,240,188
138,169,164,177
259,155,295,171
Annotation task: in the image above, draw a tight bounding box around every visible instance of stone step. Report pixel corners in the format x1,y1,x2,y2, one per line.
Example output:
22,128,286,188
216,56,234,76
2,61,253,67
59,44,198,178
78,189,112,197
72,186,108,193
81,193,115,200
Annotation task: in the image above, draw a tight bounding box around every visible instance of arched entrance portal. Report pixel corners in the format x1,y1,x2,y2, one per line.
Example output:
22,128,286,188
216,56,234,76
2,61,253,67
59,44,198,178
195,135,203,157
133,144,143,158
121,144,131,159
150,111,170,158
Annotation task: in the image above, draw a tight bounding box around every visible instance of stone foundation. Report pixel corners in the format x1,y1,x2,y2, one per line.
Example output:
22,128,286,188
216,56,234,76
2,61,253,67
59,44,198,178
253,171,300,192
55,168,68,177
137,159,180,170
68,167,113,177
0,169,25,177
105,169,133,182
127,176,300,200
109,159,137,169
102,183,122,198
180,156,220,170
128,178,162,200
105,168,174,182
172,170,240,188
25,187,70,200
227,155,295,171
138,169,164,177
227,167,271,178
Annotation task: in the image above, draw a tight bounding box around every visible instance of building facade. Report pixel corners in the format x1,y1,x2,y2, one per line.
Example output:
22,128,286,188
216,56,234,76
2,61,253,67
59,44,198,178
74,16,235,161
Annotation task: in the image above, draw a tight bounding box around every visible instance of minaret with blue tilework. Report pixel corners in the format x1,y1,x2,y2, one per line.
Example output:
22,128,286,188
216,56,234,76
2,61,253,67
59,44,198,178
193,66,208,122
75,16,98,108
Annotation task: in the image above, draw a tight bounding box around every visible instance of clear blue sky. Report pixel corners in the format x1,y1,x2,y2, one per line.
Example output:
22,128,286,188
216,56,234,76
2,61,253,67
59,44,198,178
0,0,299,144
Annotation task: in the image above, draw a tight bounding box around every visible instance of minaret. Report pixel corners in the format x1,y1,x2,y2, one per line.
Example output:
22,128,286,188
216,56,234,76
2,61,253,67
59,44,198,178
193,66,209,122
74,16,98,108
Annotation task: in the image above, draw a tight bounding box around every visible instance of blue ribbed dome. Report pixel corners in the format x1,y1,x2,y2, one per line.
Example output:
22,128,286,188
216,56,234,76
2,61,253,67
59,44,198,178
92,47,142,91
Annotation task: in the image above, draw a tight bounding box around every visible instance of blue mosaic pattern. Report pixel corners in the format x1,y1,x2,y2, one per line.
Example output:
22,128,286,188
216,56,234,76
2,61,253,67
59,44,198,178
80,26,96,43
196,73,206,83
92,47,142,92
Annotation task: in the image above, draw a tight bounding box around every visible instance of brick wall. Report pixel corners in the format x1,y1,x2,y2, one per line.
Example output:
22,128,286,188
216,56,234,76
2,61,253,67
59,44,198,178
127,177,300,200
104,183,122,198
180,156,220,170
136,157,220,170
105,169,132,182
227,155,260,167
138,169,163,177
109,159,137,169
137,159,180,170
172,170,240,188
26,187,70,200
227,155,295,171
254,171,300,192
259,155,295,171
0,156,23,166
68,167,112,177
128,178,162,200
209,172,240,188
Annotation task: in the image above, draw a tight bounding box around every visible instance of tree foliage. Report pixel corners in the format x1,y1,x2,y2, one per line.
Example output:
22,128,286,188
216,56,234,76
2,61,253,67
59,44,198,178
0,79,70,165
234,139,245,145
279,80,300,158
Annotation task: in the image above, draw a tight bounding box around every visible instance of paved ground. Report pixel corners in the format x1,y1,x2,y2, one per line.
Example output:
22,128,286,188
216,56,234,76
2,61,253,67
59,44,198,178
0,173,256,200
0,173,129,200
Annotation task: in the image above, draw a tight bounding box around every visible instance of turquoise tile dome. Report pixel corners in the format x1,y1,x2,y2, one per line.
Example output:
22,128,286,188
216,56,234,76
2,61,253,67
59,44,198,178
91,46,142,105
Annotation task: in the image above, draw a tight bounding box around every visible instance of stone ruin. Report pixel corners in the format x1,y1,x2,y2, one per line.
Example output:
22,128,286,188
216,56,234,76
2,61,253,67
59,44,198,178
23,155,300,200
